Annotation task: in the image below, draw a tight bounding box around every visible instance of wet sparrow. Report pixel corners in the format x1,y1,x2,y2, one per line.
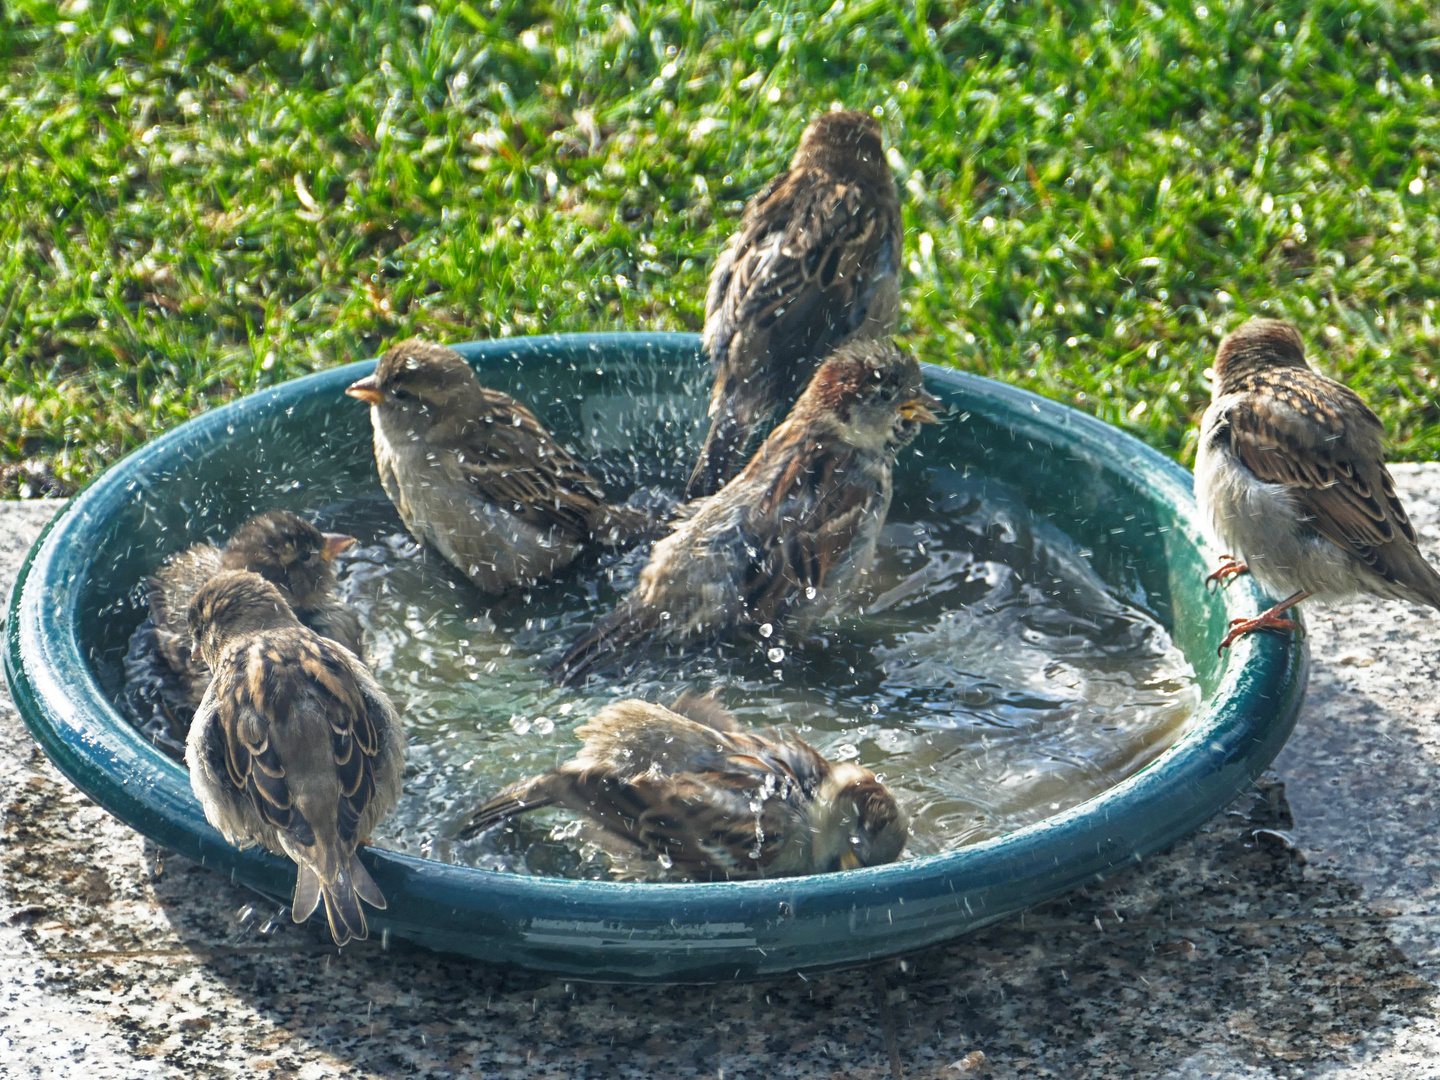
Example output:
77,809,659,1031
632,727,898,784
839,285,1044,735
458,693,908,879
686,109,903,499
556,340,939,685
123,510,360,754
186,571,405,945
1195,318,1440,652
346,338,654,594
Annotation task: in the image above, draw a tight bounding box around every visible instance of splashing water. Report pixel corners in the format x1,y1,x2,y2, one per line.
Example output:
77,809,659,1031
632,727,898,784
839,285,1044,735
303,463,1199,878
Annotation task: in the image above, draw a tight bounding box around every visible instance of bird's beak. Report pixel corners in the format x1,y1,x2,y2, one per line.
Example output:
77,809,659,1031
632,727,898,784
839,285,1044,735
838,849,863,871
899,390,942,425
320,533,358,561
345,375,384,405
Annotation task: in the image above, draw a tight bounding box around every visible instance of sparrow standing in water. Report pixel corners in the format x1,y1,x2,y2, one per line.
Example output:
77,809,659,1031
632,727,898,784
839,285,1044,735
346,339,654,594
556,340,939,685
686,109,903,499
186,571,405,945
458,693,908,879
1195,318,1440,652
123,510,360,754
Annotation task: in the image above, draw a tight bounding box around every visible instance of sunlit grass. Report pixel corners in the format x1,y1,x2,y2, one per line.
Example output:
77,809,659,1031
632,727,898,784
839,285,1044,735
2,0,1438,495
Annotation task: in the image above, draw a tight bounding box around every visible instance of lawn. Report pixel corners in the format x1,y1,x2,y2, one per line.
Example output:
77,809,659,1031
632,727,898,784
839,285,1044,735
1,0,1438,497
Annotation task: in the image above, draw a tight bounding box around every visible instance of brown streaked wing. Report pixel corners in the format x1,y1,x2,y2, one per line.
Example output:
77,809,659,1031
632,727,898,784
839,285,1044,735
1227,370,1415,573
744,442,877,622
215,641,306,839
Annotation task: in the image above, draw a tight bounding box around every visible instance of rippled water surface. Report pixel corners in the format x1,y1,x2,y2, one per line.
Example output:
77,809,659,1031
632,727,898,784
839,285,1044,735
305,463,1200,879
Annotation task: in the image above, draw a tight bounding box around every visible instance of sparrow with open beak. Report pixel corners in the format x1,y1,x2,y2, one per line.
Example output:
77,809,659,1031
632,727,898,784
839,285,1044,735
458,693,908,879
346,339,656,594
555,339,940,685
123,510,361,755
1195,318,1440,652
186,570,405,945
685,109,903,499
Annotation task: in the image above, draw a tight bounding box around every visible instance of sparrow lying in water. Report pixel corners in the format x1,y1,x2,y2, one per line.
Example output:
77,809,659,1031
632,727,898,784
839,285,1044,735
346,338,655,594
556,339,939,685
186,570,405,945
122,510,360,756
1194,318,1440,652
686,109,903,499
458,693,908,879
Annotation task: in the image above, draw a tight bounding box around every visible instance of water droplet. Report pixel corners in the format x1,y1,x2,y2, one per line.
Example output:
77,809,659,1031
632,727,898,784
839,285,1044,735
532,717,555,735
509,716,532,735
767,647,785,663
759,622,774,638
656,852,673,869
804,586,817,599
834,743,859,762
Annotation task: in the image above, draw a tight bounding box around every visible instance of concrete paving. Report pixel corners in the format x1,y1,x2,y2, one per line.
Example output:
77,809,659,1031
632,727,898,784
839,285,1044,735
3,466,1440,1079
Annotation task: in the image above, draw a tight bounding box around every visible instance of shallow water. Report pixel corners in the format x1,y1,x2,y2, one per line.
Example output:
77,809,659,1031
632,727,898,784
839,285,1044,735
311,464,1200,879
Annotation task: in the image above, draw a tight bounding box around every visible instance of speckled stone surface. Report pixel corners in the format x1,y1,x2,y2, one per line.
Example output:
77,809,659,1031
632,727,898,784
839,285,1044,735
4,467,1440,1080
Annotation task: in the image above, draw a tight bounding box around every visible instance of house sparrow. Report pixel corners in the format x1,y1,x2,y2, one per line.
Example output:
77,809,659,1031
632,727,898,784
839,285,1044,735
1195,318,1440,652
346,338,655,594
556,339,939,685
186,571,405,945
123,510,361,754
685,109,903,499
458,693,908,879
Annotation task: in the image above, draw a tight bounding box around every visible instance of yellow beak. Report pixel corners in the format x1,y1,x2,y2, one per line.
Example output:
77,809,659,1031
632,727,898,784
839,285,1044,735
345,374,384,405
838,849,863,871
899,390,942,425
320,533,358,561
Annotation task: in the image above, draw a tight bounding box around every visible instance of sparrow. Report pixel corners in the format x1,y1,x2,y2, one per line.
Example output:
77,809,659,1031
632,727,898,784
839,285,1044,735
1194,318,1440,652
685,109,903,499
457,693,908,879
185,570,405,945
346,338,656,594
556,339,940,685
123,510,361,755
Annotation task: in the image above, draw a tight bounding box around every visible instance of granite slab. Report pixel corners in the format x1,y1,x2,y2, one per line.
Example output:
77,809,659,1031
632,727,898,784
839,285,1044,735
3,466,1440,1079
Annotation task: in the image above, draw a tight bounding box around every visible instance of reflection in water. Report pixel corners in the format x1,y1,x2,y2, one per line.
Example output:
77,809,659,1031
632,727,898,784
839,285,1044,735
299,464,1199,879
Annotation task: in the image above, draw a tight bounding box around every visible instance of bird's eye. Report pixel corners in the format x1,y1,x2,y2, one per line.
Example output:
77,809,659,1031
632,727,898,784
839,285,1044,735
390,386,411,400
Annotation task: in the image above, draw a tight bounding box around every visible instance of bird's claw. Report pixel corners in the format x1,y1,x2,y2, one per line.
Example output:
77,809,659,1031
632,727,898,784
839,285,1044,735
1216,612,1299,655
1205,556,1249,591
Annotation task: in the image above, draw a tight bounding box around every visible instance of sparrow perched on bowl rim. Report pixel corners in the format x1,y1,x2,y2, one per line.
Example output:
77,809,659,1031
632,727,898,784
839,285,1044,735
123,510,360,753
1194,317,1440,653
346,338,655,594
458,692,909,879
185,570,405,945
555,339,940,685
686,108,903,499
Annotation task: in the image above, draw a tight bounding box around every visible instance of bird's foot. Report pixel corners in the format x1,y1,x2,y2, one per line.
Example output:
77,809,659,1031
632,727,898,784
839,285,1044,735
1217,612,1299,654
1205,556,1249,591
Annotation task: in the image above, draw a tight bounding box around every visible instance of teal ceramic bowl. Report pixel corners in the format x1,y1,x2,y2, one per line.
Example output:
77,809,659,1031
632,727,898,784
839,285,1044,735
4,333,1306,981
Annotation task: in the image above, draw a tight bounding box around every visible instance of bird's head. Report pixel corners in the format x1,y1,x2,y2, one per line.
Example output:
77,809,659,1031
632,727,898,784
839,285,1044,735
1212,318,1310,394
221,510,354,613
799,340,941,453
815,762,909,872
345,338,480,431
188,570,300,667
793,109,888,178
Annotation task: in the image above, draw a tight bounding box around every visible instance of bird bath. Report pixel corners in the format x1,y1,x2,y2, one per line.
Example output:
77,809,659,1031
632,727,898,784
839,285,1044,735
4,333,1306,981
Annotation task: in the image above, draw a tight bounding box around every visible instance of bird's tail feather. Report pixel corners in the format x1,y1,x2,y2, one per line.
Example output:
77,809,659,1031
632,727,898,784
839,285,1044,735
457,775,559,840
552,603,655,687
685,409,750,500
292,852,385,946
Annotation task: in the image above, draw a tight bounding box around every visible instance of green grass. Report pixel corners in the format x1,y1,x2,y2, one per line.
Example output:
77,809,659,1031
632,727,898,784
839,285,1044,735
2,0,1439,496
